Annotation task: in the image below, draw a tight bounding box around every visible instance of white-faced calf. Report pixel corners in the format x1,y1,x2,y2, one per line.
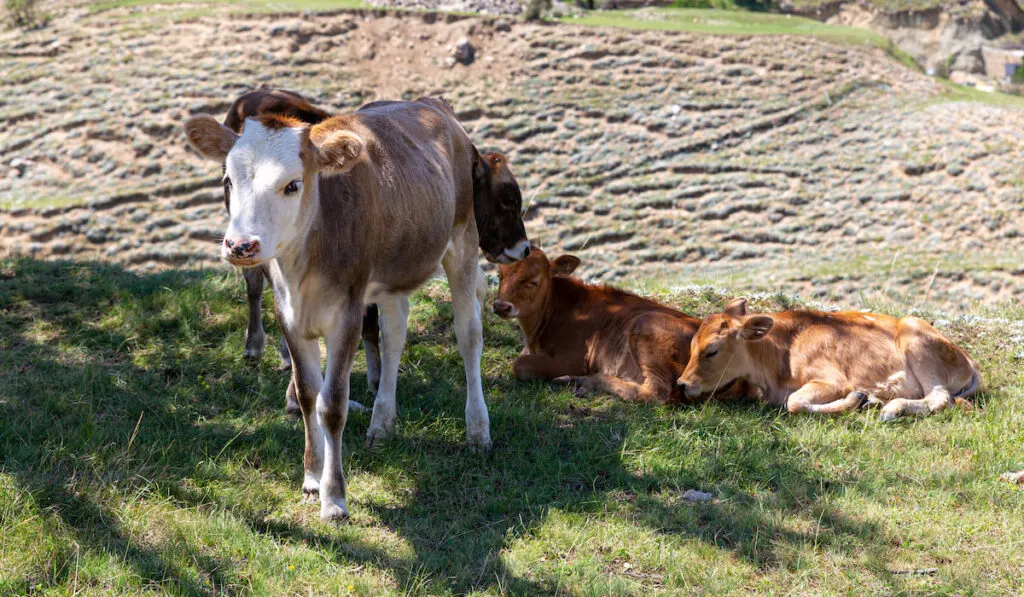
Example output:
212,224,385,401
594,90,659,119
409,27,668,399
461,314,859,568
676,298,981,420
184,98,524,522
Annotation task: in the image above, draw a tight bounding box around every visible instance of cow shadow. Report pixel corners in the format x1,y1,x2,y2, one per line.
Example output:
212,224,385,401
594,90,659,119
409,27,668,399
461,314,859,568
0,259,904,594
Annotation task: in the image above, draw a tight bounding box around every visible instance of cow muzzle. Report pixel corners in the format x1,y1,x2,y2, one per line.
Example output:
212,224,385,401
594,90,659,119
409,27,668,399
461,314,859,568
492,299,518,318
486,239,531,265
222,236,266,268
677,378,703,398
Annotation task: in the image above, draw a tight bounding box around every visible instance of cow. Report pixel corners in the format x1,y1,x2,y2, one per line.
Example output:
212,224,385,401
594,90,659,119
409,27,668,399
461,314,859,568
183,97,529,521
492,248,717,404
676,298,982,421
218,91,528,413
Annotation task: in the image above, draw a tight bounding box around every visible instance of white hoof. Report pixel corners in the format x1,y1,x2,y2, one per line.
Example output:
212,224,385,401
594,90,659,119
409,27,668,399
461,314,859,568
302,473,320,503
467,428,492,452
880,407,901,422
365,422,394,449
320,497,349,523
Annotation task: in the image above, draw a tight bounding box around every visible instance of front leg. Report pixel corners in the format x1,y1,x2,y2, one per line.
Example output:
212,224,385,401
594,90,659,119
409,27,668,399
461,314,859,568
443,249,490,450
282,335,325,502
318,300,365,522
513,353,583,381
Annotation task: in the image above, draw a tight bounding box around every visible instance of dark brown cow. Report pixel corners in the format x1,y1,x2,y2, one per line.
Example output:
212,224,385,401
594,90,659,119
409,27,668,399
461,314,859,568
184,98,521,521
493,248,718,404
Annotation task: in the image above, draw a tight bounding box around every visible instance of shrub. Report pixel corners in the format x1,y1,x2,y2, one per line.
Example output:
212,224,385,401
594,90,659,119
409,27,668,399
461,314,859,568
524,0,551,20
4,0,47,29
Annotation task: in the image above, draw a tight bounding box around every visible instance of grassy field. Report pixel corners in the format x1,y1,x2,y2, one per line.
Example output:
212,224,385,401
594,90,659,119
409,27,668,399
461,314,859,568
2,258,1023,595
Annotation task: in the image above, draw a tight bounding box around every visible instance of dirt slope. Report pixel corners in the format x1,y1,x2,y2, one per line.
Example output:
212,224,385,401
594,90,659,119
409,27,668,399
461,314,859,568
2,6,1023,310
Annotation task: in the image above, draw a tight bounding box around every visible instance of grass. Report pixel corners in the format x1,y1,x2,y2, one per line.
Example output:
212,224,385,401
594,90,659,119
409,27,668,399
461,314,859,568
2,258,1024,595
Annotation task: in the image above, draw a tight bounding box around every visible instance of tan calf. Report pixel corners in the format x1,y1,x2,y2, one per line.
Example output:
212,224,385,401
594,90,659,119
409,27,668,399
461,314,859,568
676,298,981,421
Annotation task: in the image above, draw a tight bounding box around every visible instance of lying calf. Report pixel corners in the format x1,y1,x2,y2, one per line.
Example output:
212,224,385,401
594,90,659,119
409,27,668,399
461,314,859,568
493,248,715,404
676,298,981,420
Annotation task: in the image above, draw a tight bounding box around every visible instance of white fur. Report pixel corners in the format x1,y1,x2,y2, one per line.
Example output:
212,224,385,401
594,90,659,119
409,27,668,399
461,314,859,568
365,294,410,448
222,120,307,263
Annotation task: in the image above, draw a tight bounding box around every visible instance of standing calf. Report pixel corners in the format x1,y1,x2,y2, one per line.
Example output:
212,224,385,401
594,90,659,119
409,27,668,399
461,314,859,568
676,298,981,420
184,98,527,521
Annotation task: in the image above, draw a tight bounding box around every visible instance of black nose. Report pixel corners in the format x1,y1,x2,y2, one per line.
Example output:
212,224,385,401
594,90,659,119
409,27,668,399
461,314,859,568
492,300,512,316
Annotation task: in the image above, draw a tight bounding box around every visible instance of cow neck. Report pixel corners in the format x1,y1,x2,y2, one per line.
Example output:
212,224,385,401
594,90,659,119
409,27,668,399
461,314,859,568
745,315,798,396
524,277,581,352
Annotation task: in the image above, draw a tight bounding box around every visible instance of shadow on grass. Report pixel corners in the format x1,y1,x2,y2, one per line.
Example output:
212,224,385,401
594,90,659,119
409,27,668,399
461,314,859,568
0,258,900,594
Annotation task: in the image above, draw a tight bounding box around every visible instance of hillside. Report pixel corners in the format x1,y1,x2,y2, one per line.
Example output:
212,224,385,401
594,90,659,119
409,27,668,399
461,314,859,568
2,4,1024,311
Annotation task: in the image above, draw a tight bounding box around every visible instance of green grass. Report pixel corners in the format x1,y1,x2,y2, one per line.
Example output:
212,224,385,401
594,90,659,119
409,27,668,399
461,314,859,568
2,258,1023,595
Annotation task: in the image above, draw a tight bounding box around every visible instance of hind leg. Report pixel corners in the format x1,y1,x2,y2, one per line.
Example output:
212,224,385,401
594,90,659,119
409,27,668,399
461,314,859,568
362,304,382,396
243,266,267,360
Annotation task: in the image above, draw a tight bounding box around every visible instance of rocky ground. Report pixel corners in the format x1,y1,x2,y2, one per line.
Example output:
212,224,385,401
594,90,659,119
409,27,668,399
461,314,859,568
2,4,1023,312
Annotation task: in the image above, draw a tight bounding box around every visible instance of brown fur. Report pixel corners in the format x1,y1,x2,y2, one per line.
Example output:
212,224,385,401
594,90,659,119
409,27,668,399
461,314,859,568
495,249,710,404
677,298,981,419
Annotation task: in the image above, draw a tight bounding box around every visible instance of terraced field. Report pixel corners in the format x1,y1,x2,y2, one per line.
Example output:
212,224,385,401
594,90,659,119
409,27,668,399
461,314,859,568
2,4,1024,310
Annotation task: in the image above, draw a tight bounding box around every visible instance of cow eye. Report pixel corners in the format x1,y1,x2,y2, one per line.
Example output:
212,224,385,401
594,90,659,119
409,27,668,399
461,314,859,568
525,280,539,289
283,180,301,196
703,347,719,359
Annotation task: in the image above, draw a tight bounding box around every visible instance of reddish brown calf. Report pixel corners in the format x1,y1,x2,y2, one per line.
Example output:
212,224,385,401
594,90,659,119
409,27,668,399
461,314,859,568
494,249,716,404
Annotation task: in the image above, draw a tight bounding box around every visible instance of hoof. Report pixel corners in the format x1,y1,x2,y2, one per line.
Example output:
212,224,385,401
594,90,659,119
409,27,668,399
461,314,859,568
880,408,900,422
243,347,264,361
320,498,350,523
278,359,292,372
365,424,394,449
860,394,884,410
302,475,320,503
467,429,493,453
285,384,301,418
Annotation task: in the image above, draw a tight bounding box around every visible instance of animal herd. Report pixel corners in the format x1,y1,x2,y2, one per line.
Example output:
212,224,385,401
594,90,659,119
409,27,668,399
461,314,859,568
183,89,982,522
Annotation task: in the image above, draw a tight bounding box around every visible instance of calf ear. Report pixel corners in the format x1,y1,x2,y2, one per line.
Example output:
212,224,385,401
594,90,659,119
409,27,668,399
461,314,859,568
551,255,581,277
739,315,773,341
309,126,364,174
184,115,238,162
472,146,489,184
723,297,748,318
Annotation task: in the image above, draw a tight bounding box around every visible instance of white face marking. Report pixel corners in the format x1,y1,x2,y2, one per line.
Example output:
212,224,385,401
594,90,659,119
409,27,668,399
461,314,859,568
222,119,307,265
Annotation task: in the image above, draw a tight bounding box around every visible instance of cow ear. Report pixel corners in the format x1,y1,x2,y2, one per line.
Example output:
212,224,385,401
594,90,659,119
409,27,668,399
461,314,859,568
310,125,364,174
184,114,238,162
739,316,773,341
472,147,490,185
551,255,581,277
723,297,748,318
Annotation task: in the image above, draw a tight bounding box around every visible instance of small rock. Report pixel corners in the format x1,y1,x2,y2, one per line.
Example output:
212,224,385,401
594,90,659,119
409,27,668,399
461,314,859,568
452,38,475,65
681,489,714,503
494,19,511,32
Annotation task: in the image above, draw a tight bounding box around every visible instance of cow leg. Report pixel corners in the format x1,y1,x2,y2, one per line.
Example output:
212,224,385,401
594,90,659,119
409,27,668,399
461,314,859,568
365,295,409,449
880,386,952,421
785,381,848,414
578,373,666,403
243,266,266,361
278,336,292,371
442,250,491,450
801,391,870,415
475,266,488,322
318,301,364,522
362,304,382,396
284,335,325,502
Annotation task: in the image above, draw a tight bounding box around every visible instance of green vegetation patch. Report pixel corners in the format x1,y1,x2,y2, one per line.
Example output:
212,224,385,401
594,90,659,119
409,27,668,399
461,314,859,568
1,258,1023,595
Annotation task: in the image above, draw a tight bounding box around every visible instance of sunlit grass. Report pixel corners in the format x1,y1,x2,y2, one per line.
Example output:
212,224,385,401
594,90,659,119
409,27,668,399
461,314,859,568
1,258,1022,595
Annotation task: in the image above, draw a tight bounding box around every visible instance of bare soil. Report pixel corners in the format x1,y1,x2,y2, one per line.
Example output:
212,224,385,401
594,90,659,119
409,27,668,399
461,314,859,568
2,5,1023,311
